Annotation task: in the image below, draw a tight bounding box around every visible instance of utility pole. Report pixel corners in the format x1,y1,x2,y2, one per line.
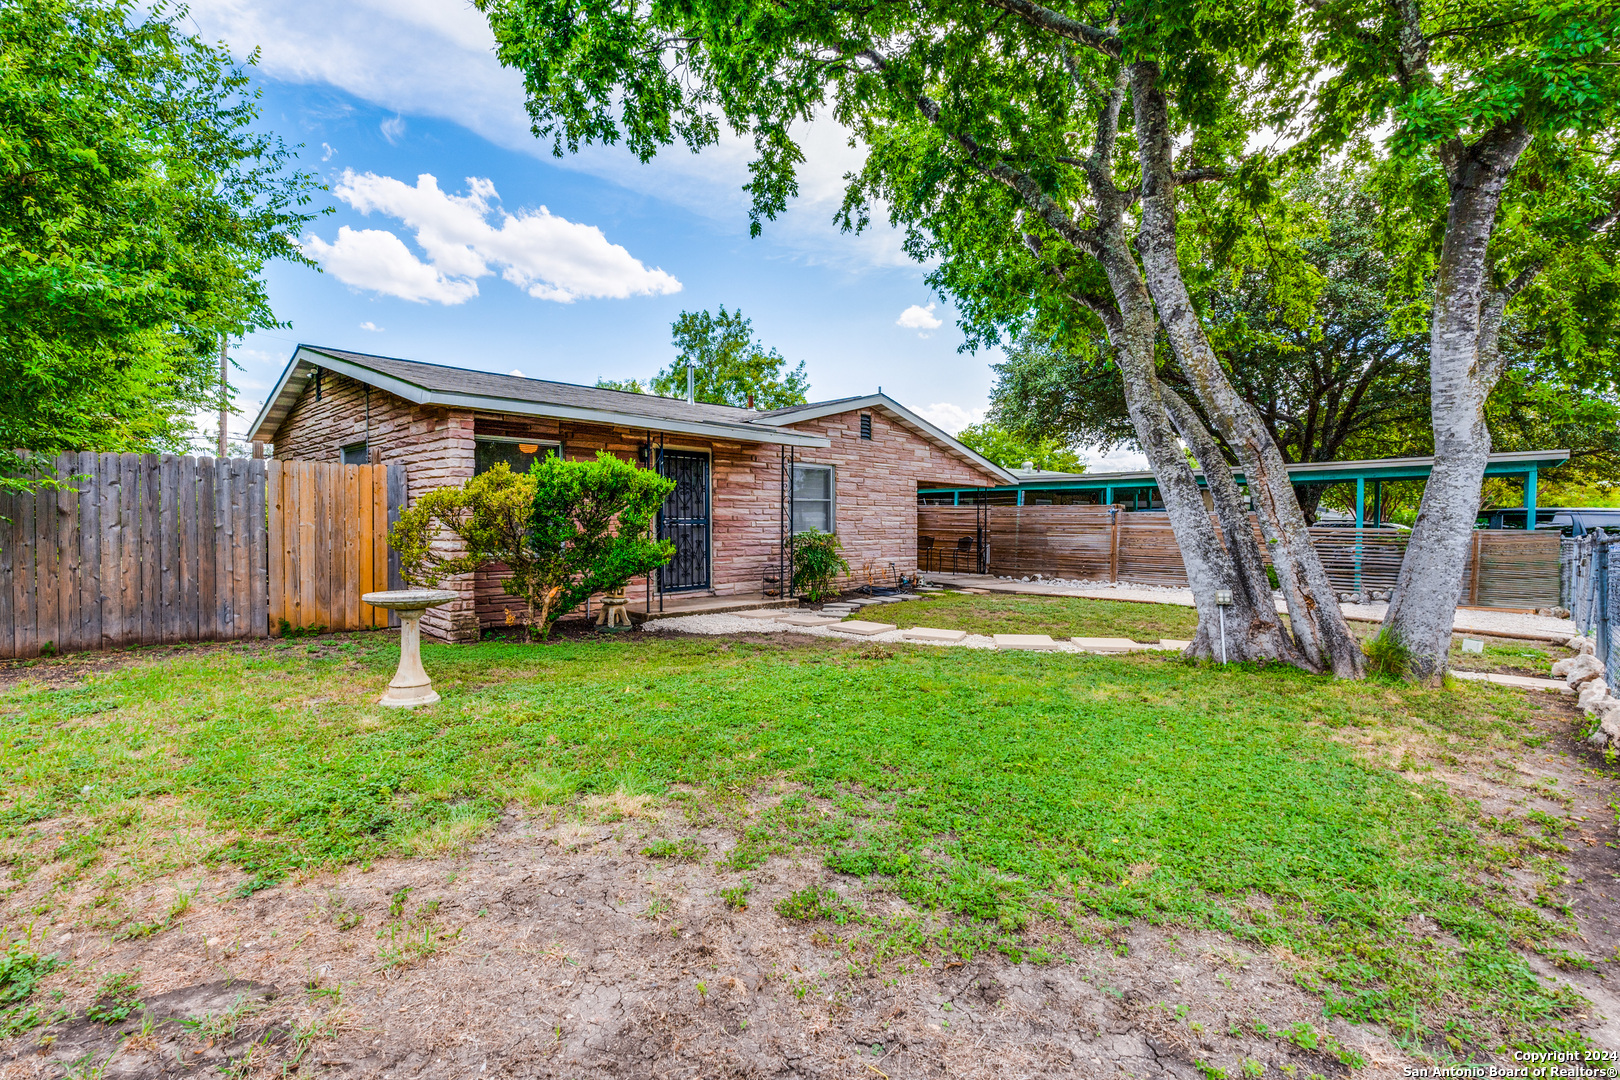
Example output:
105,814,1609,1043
217,335,229,458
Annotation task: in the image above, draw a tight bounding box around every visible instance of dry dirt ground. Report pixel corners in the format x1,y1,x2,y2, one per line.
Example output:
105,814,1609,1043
1,643,1618,1078
2,803,1412,1080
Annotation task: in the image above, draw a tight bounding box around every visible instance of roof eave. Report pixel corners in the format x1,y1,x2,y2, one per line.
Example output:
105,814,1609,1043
757,394,1017,484
249,347,831,449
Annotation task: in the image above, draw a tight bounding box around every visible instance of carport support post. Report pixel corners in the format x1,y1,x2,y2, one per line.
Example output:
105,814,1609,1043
1373,480,1382,528
1104,485,1113,507
1355,478,1365,592
1017,489,1025,506
1525,468,1538,530
953,490,959,507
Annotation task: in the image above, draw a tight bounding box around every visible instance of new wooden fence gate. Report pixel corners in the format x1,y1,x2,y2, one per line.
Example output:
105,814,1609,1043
266,460,404,633
0,454,404,658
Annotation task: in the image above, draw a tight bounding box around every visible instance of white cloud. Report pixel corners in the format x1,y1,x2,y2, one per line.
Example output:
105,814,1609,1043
359,320,383,331
379,115,406,144
916,403,984,435
321,142,336,161
303,170,682,304
897,303,943,336
186,0,914,270
303,225,480,304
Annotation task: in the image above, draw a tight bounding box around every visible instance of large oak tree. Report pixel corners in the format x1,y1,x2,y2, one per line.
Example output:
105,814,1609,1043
477,0,1373,674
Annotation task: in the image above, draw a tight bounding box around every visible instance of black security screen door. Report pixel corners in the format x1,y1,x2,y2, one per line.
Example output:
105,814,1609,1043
658,451,710,592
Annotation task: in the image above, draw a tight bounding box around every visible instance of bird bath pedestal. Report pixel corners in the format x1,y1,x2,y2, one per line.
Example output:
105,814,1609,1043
362,590,459,708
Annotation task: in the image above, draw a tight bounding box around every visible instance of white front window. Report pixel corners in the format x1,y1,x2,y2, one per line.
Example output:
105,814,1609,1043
793,464,834,533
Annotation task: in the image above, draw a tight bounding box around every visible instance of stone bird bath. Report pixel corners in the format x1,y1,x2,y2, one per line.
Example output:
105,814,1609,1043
362,589,458,707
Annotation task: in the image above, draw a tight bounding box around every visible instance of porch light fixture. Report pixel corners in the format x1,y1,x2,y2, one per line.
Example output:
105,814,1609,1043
518,443,540,454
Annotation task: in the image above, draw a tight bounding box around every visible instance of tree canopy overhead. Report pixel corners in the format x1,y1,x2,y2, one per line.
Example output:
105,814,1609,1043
0,0,323,487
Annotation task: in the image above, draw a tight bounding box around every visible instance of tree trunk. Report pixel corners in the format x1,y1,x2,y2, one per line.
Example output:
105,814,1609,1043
1088,243,1305,666
1382,123,1532,679
1131,62,1364,678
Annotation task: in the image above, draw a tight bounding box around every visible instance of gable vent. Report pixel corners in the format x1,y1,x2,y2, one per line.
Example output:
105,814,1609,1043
860,413,872,439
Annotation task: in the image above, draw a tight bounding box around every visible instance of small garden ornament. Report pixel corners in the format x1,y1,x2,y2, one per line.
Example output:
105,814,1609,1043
360,589,458,707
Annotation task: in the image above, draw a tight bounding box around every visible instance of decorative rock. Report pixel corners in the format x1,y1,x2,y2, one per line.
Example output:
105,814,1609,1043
829,620,898,636
902,627,968,644
1570,635,1597,656
1552,657,1576,679
1578,680,1611,713
735,608,797,619
992,634,1060,651
1565,653,1606,688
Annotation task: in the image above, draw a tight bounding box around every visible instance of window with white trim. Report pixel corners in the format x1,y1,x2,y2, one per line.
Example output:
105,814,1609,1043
792,464,835,533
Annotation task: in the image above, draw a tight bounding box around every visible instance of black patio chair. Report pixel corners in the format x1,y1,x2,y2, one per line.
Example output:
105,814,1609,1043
952,535,975,573
918,535,935,571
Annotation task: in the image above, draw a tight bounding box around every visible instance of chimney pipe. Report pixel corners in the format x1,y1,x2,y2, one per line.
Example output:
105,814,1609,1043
686,362,695,404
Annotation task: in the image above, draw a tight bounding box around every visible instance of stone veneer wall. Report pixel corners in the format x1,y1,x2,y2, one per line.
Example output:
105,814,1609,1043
271,375,478,641
274,385,1001,638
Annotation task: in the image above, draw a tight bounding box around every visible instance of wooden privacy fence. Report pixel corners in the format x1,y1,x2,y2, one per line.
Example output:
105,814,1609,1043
267,460,405,633
918,504,1563,608
0,454,407,659
0,453,268,657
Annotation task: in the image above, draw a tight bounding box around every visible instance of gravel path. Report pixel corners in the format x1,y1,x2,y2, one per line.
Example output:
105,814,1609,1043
928,573,1576,642
640,611,1182,653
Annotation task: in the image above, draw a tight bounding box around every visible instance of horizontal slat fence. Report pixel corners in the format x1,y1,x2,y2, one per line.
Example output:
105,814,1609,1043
267,460,403,633
918,505,1563,608
0,453,268,657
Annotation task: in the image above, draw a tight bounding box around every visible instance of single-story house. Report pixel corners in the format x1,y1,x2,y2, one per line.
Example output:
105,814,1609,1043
249,345,1012,641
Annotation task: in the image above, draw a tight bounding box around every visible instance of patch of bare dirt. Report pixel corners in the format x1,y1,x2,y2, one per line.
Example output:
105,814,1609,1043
2,809,1410,1079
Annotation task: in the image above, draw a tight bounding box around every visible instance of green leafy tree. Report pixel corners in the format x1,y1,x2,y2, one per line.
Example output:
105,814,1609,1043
1304,0,1620,675
387,464,553,641
474,0,1372,678
651,307,809,408
389,457,675,641
594,377,645,394
956,422,1083,473
992,169,1431,521
530,452,674,638
0,0,322,494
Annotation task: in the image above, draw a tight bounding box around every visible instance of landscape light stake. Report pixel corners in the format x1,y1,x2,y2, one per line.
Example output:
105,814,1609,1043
1215,589,1233,664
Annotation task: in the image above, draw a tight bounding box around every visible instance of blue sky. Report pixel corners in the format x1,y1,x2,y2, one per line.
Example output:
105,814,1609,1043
189,0,1006,440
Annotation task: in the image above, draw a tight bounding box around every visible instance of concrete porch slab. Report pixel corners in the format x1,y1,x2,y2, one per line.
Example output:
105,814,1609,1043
903,627,968,644
831,620,898,636
993,634,1059,651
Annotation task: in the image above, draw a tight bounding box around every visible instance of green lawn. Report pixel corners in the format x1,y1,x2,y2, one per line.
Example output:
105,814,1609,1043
0,629,1594,1051
873,590,1201,640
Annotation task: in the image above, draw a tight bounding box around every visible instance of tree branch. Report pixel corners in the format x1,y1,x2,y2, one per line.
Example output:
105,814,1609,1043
976,0,1121,56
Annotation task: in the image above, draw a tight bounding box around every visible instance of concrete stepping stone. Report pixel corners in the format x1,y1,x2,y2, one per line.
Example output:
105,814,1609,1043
830,619,897,636
902,627,967,644
1068,637,1143,654
735,608,797,619
778,614,842,627
1154,639,1192,651
993,633,1059,651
